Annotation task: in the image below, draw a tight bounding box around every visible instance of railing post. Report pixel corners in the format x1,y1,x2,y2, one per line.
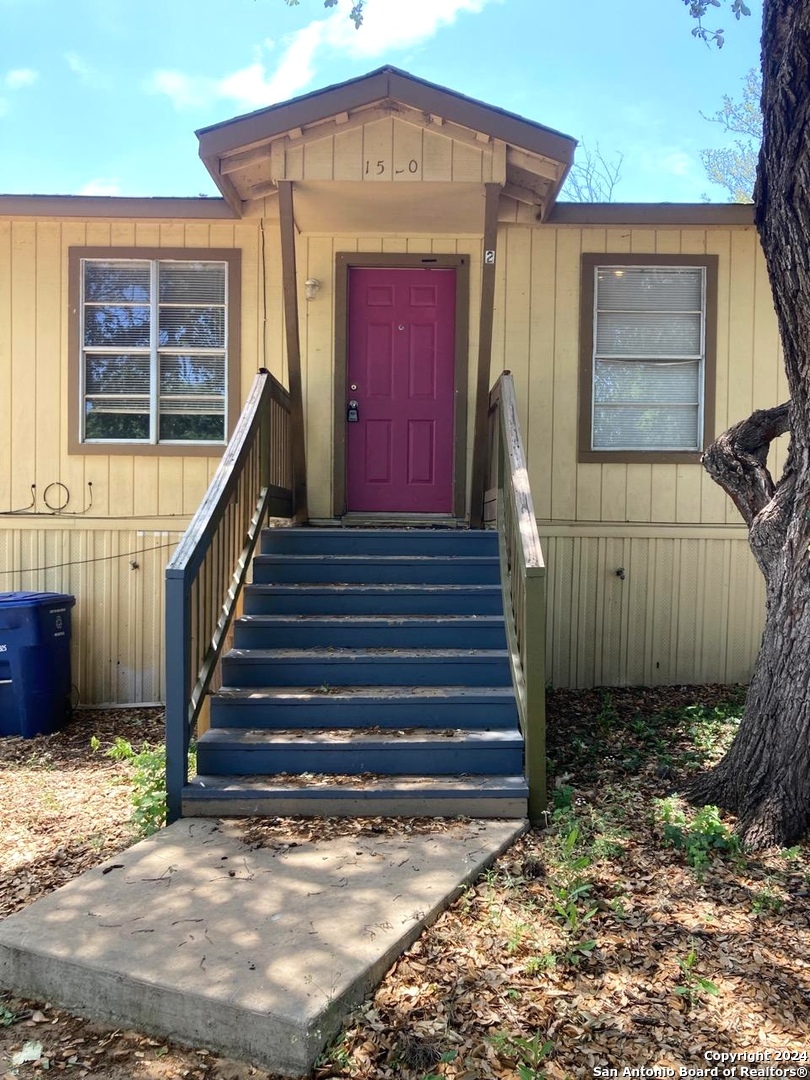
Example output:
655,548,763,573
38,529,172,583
489,371,547,823
523,566,547,820
165,570,191,824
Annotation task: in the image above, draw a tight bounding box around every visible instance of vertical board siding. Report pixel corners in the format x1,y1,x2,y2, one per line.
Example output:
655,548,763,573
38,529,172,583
3,217,259,525
0,222,12,512
540,532,763,688
289,117,491,185
293,219,772,686
493,223,775,528
1,208,779,696
0,526,182,704
1,215,265,702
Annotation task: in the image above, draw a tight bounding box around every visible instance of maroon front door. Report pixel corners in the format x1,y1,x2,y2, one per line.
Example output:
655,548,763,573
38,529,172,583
345,267,456,513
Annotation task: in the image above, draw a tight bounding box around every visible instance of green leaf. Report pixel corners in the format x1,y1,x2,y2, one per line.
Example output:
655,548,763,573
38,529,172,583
574,938,597,953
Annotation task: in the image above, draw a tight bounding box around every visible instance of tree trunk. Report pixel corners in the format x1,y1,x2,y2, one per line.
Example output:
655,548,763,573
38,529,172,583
687,0,810,849
688,559,810,848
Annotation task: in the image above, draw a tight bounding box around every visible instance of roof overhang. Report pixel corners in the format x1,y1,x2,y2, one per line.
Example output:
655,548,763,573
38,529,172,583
0,195,236,219
197,66,577,223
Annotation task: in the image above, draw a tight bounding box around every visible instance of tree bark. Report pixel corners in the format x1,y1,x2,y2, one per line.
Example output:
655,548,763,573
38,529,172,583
686,0,810,849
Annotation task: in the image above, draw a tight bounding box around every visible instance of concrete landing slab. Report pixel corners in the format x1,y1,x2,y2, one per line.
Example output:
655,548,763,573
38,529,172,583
0,817,525,1076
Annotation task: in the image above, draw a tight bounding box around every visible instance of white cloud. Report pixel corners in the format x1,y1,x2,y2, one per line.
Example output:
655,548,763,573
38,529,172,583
5,68,38,90
64,52,104,87
633,144,699,182
329,0,496,60
79,178,123,196
660,151,694,177
149,0,499,112
148,70,211,110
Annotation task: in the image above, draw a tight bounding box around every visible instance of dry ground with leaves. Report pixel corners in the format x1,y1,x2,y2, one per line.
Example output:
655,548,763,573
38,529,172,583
2,688,810,1080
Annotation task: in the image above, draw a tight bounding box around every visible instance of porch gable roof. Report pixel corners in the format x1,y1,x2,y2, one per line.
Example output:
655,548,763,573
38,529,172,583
196,65,578,221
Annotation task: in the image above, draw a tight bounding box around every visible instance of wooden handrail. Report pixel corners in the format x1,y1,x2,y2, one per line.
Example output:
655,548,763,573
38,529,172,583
164,371,294,823
487,371,547,819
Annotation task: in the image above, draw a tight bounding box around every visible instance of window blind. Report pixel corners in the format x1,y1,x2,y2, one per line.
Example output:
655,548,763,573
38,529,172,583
592,266,705,451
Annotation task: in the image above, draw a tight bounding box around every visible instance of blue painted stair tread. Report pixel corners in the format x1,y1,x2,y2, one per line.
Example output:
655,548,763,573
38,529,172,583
188,527,527,818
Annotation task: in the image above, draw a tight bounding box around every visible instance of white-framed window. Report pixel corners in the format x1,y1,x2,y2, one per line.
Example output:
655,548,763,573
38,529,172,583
71,249,240,449
579,254,717,462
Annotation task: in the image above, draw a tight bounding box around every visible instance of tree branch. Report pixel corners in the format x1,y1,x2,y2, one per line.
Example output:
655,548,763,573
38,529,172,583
701,402,791,527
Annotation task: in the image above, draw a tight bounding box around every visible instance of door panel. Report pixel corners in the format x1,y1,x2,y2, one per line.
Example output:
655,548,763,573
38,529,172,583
346,267,456,513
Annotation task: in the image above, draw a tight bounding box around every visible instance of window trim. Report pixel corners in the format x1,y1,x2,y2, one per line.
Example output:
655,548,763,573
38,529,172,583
578,252,718,464
68,247,241,456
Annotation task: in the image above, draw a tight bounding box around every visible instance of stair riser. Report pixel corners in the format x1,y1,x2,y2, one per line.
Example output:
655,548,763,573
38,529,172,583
261,529,499,557
210,698,519,729
182,793,528,818
196,746,523,777
233,624,507,650
251,558,500,585
243,589,504,616
221,657,513,688
191,526,528,813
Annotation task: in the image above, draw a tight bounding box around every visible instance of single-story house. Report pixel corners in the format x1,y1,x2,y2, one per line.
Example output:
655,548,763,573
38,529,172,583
0,66,781,707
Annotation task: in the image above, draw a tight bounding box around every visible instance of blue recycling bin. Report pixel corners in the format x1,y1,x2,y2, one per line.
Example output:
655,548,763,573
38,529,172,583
0,592,76,738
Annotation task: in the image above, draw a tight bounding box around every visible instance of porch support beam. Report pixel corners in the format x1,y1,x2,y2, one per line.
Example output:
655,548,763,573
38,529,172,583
470,182,501,528
249,179,279,200
220,144,273,175
278,179,309,521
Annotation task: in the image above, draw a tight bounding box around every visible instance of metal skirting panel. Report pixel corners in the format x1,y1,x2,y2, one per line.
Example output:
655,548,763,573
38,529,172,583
0,526,183,705
540,530,764,689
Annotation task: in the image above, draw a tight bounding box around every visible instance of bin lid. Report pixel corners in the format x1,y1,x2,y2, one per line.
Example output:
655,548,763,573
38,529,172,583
0,592,75,608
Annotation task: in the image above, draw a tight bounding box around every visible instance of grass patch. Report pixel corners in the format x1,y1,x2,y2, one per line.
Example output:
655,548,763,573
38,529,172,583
656,796,741,871
91,735,195,837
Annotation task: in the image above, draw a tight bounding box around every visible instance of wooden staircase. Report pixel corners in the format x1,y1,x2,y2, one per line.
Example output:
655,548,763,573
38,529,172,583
182,527,528,818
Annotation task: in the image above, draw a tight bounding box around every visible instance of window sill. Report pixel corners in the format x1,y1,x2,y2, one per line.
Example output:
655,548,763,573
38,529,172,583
68,441,227,458
578,449,705,465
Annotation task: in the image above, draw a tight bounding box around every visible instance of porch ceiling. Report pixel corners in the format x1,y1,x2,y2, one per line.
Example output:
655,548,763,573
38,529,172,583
197,66,576,222
251,180,491,233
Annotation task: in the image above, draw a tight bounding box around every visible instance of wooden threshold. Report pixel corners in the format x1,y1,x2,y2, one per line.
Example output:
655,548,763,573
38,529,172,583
339,513,469,529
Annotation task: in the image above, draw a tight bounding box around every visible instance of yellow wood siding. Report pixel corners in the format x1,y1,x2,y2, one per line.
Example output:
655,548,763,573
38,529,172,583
0,218,265,524
269,116,494,185
489,223,781,527
0,216,269,703
0,525,183,704
0,208,781,698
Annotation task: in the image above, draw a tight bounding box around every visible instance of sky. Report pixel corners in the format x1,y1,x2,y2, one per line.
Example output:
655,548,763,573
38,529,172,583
0,0,762,203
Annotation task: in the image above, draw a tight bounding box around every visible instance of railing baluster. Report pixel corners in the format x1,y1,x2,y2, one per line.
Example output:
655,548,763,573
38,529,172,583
165,372,295,824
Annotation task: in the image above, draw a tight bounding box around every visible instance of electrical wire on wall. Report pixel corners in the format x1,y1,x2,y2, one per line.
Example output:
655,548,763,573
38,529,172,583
1,481,94,516
0,481,188,521
0,540,180,577
4,484,36,514
42,481,94,515
1,488,181,574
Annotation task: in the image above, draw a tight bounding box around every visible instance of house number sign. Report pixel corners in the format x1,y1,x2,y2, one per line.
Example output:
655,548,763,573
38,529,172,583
485,250,496,264
365,158,420,175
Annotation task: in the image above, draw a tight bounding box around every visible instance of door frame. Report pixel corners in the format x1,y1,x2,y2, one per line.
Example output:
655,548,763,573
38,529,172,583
333,251,470,520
